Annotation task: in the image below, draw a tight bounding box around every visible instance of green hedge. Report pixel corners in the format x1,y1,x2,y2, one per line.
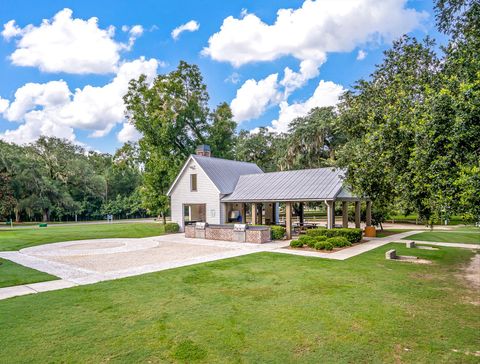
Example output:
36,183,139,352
298,235,315,248
290,239,304,248
270,225,286,240
291,230,357,250
315,241,334,251
326,236,351,247
164,222,180,233
307,228,362,243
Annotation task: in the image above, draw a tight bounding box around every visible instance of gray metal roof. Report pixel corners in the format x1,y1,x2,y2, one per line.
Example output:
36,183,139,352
221,167,351,202
192,155,263,194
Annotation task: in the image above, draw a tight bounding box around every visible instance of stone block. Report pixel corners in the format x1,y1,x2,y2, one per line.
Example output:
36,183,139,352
406,241,416,248
385,249,397,260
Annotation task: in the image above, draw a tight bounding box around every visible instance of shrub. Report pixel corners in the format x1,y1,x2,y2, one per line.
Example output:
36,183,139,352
315,235,328,242
326,236,351,247
290,239,304,248
324,242,334,251
270,225,286,240
314,241,326,250
298,235,316,248
307,228,328,237
306,228,362,243
335,228,362,243
164,222,180,233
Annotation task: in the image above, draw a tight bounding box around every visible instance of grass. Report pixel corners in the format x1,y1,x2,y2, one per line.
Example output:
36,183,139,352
404,228,480,244
388,214,467,225
0,223,166,251
375,228,412,238
0,258,57,288
0,245,478,363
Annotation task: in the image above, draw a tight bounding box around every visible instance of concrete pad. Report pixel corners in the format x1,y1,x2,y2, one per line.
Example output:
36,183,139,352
3,230,472,300
0,285,36,300
26,279,77,292
406,241,480,249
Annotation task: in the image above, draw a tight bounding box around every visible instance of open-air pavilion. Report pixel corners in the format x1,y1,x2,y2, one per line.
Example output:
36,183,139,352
221,168,372,239
167,147,372,238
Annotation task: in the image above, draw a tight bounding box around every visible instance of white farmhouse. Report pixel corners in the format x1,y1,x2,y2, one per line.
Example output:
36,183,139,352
167,145,263,231
167,145,371,238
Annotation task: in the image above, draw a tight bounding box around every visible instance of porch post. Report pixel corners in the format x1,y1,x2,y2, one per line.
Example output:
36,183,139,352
271,203,276,224
240,203,246,223
355,201,361,228
325,200,335,229
366,200,372,227
258,203,263,225
342,201,349,228
299,202,304,225
251,203,257,225
285,202,292,239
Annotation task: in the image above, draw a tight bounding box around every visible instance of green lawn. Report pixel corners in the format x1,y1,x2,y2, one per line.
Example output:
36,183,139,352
0,223,166,251
0,258,57,288
375,228,412,238
1,245,478,363
404,229,480,244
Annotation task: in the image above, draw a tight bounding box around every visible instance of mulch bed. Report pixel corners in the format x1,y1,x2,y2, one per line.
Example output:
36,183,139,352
283,240,367,254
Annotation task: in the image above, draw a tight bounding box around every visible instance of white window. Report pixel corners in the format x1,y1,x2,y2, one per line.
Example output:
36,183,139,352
190,174,197,191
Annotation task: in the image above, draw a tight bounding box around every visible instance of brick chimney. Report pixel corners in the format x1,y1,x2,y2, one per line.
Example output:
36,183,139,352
196,145,211,157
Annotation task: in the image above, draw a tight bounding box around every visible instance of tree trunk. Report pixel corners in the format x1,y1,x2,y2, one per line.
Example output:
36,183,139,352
15,208,20,223
43,208,49,222
162,213,166,225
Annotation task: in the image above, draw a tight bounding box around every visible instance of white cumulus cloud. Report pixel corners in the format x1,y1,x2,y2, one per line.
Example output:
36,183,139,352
171,20,200,40
0,58,159,145
271,80,345,132
204,0,427,67
221,0,426,126
0,97,10,114
2,8,144,74
1,20,23,40
117,122,142,143
230,74,282,122
356,49,367,60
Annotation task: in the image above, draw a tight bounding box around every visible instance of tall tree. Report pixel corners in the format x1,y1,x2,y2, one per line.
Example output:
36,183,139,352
124,61,211,221
235,128,280,172
207,102,237,159
338,36,441,223
286,107,344,169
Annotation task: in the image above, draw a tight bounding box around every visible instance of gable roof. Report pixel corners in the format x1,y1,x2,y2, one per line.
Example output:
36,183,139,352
167,155,263,196
221,167,350,202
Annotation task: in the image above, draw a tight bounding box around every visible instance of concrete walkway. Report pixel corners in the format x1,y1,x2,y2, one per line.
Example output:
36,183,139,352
0,235,288,300
1,230,477,300
275,230,422,260
399,240,480,250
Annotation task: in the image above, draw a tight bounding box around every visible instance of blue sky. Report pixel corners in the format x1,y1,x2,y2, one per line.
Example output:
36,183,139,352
0,0,442,153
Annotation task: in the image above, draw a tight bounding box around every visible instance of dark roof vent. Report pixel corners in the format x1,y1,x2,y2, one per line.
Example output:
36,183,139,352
196,145,211,157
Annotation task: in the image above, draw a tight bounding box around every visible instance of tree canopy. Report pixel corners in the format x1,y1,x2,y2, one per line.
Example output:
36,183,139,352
2,0,478,225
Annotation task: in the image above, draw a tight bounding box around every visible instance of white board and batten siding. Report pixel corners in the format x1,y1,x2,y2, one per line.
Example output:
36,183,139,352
169,158,222,231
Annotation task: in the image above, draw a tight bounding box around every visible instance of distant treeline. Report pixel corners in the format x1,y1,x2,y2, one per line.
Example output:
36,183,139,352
0,138,146,222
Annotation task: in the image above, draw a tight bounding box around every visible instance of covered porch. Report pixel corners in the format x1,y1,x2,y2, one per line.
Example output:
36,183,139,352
222,199,372,239
221,168,371,239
